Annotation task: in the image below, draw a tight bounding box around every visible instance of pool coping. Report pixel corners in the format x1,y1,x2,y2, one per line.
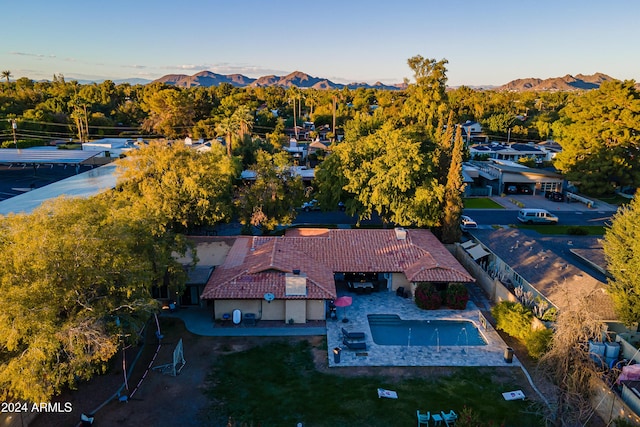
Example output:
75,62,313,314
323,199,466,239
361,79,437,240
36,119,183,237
366,314,489,347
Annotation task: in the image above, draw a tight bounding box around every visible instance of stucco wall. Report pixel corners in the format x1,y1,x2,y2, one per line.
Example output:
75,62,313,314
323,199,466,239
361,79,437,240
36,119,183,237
391,272,410,293
214,300,261,320
213,299,324,323
453,244,517,304
306,300,325,321
260,300,285,321
285,300,307,324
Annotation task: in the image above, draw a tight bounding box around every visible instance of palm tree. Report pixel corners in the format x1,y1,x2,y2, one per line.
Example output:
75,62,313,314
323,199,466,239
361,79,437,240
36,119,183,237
215,116,239,157
1,70,11,83
232,105,254,140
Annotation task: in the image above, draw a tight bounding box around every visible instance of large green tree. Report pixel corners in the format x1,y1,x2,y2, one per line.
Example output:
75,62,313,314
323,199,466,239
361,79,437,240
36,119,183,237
236,150,305,233
114,141,238,233
141,87,195,138
553,80,640,196
602,195,640,324
0,197,186,403
401,55,449,132
332,121,443,226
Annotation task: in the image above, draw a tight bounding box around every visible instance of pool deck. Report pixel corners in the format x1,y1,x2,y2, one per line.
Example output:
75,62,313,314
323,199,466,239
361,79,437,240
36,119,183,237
328,290,519,368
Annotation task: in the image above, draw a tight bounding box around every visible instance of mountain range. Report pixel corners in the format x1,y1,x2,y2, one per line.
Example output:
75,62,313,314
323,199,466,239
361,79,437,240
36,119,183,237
149,70,623,92
74,71,625,92
151,70,406,90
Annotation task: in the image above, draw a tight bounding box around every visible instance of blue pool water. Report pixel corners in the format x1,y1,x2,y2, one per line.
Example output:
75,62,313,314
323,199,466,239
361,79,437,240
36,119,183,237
367,314,487,346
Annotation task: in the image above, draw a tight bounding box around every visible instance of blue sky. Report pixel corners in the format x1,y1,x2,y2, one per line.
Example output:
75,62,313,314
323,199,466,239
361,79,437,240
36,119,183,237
1,0,637,87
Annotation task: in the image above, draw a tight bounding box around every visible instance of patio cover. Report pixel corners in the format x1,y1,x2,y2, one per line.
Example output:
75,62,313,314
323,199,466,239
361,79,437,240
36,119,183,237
461,240,477,249
466,244,491,261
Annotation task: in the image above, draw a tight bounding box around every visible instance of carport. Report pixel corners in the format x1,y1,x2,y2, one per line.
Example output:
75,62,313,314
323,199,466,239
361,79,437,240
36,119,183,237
0,148,103,173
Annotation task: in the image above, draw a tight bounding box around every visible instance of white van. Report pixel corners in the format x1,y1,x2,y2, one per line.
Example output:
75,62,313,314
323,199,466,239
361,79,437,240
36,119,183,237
517,209,559,224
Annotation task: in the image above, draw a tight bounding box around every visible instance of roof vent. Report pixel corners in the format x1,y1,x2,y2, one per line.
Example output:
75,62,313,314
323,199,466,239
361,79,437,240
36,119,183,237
394,227,407,240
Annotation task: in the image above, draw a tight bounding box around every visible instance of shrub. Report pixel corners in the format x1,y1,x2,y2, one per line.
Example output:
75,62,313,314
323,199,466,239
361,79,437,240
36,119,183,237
445,283,469,310
491,301,533,340
524,328,553,359
414,283,442,310
492,301,553,359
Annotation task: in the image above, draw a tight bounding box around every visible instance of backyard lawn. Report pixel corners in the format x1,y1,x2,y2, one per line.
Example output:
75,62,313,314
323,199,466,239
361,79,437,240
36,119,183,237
206,340,544,427
463,198,505,209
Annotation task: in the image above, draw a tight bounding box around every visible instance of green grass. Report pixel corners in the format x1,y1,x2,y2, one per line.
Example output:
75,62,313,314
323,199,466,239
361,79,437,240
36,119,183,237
516,224,606,235
205,340,543,427
463,198,505,209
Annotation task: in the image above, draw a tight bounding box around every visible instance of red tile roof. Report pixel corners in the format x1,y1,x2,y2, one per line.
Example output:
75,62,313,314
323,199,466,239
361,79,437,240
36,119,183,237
201,228,474,300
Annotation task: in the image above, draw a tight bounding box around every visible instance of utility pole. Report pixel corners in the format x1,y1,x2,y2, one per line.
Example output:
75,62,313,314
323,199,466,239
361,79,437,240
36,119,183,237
332,95,337,142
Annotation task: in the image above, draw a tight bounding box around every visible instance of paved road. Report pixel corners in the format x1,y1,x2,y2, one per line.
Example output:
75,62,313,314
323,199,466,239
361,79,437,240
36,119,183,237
465,194,618,227
465,209,614,227
296,195,618,228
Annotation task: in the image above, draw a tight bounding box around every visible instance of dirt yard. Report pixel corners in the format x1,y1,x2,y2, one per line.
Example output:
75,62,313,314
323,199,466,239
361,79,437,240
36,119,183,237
31,318,326,427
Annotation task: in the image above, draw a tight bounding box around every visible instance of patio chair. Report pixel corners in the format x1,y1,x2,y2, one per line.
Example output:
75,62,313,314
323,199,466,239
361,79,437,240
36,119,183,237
441,410,458,426
417,410,430,426
342,338,367,351
341,327,365,340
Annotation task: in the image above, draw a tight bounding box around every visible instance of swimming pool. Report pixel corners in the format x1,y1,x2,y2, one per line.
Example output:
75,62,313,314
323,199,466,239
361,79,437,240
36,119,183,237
367,314,487,346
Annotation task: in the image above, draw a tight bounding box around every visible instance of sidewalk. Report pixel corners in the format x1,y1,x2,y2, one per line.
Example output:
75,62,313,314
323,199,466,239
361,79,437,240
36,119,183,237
161,308,327,337
489,194,618,212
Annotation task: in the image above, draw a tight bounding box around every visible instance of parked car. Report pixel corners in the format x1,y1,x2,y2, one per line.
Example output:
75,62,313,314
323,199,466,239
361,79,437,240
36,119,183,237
301,199,321,212
517,208,558,224
507,185,532,194
460,215,478,231
545,191,565,202
518,186,532,194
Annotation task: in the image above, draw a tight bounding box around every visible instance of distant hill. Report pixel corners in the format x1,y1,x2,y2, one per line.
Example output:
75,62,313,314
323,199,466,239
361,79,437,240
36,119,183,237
152,70,401,90
154,71,256,88
497,72,616,92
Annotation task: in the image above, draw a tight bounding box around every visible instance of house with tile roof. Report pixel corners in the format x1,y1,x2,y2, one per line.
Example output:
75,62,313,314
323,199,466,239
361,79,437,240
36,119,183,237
199,228,474,324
